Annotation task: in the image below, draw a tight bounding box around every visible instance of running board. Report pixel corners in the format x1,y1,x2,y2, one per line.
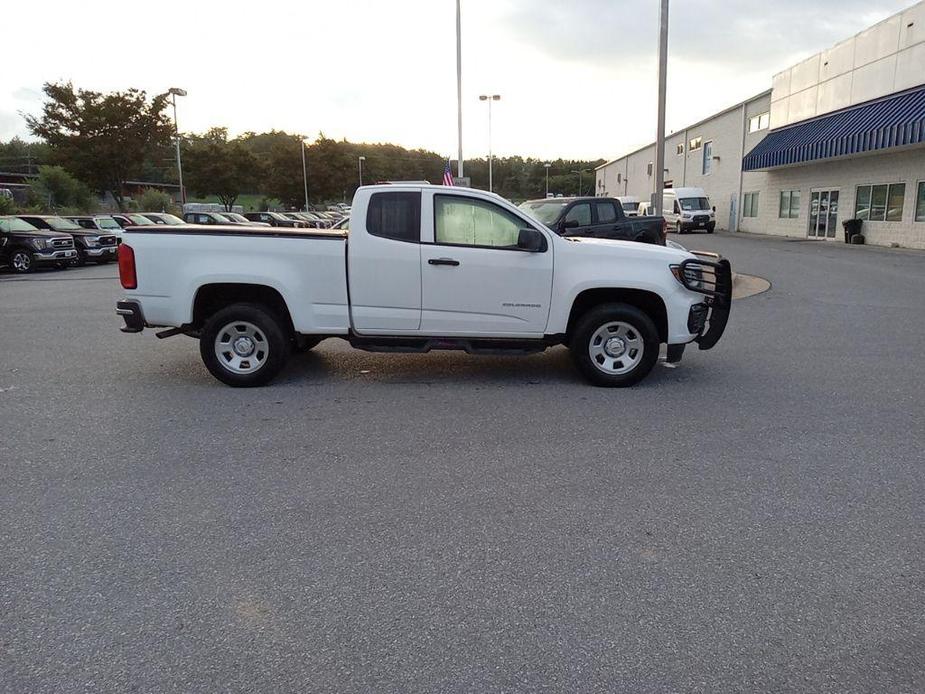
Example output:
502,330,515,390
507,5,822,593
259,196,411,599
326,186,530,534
349,336,551,356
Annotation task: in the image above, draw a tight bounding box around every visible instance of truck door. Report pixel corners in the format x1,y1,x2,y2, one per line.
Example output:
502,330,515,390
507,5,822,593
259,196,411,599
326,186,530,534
559,201,593,237
347,190,422,332
589,200,629,240
419,192,553,336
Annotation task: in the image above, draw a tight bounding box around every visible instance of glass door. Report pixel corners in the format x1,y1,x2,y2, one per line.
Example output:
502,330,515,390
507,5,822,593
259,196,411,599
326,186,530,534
808,189,839,239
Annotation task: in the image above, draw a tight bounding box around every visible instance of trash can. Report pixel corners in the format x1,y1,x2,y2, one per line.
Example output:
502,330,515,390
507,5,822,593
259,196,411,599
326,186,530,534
842,218,863,243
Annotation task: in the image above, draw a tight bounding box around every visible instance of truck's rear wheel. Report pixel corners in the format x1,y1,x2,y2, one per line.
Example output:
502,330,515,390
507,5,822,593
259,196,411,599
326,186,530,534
570,304,659,387
200,303,291,387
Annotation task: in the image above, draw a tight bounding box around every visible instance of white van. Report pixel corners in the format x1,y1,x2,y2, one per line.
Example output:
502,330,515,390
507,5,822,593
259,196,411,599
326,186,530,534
661,187,715,234
615,196,641,217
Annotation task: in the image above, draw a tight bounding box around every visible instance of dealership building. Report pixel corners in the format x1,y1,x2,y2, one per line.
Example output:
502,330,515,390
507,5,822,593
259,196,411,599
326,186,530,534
595,1,925,249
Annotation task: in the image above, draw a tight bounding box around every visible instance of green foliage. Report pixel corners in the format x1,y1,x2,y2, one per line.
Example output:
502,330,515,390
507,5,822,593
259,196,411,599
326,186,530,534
26,82,174,208
184,128,260,210
0,195,16,214
30,165,93,211
136,188,175,213
0,137,51,175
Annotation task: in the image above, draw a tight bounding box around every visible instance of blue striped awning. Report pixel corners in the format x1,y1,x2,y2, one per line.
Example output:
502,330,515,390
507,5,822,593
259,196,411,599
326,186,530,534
742,85,925,171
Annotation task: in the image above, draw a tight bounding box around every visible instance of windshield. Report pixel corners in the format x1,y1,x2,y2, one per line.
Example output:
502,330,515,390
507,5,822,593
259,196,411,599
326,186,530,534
223,213,247,222
1,217,40,232
621,201,640,212
128,214,152,225
212,213,232,223
47,217,81,231
97,217,121,229
268,212,289,220
147,213,184,225
680,197,711,211
518,201,567,225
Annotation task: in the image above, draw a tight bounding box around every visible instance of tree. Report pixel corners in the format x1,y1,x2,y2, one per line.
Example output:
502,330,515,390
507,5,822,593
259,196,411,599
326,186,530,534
184,128,260,211
25,82,174,209
30,165,92,211
136,188,175,213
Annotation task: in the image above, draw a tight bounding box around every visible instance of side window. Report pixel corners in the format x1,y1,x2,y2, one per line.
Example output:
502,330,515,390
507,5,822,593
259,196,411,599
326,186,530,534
595,202,618,224
564,203,591,227
367,192,421,242
434,195,524,248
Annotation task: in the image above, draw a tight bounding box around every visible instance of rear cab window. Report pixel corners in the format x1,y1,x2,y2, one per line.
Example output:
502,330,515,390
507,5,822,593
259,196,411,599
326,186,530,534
366,192,420,242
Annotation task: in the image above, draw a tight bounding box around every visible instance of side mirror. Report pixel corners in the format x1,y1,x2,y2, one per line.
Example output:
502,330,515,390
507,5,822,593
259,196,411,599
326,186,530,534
561,219,580,231
712,206,716,212
517,228,546,252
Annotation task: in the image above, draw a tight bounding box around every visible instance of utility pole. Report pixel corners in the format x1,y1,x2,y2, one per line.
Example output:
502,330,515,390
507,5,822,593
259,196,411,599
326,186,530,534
654,0,669,217
301,140,310,211
456,0,464,179
479,94,501,192
544,163,551,197
168,88,187,205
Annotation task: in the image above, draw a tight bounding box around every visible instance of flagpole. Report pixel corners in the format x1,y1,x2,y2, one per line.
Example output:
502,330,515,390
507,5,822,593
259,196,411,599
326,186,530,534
456,0,464,179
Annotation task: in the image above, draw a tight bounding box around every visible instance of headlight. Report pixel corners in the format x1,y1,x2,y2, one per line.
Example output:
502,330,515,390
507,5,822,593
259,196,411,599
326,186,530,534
681,213,692,219
84,236,100,247
670,264,705,290
31,238,47,250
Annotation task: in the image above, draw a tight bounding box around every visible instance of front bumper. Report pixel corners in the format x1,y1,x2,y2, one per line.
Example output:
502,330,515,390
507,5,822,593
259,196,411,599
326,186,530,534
116,300,145,333
86,245,118,258
680,218,715,231
34,248,78,264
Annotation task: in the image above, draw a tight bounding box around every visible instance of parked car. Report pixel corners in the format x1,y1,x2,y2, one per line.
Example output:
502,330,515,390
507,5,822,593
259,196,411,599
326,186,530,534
615,196,641,217
111,213,157,228
242,212,307,228
662,187,716,233
220,212,271,227
67,215,125,236
184,211,237,225
140,213,184,225
519,196,666,245
0,216,77,273
18,215,119,265
115,184,731,388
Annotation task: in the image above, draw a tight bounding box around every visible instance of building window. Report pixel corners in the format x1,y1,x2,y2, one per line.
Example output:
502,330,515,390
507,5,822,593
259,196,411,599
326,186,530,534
855,183,905,222
676,143,684,155
743,192,759,218
647,162,653,176
778,190,800,219
702,141,713,175
689,137,702,151
916,182,925,222
748,112,770,133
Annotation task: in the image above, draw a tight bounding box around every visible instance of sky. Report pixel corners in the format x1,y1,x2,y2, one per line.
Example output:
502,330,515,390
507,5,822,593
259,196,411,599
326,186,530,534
0,0,914,161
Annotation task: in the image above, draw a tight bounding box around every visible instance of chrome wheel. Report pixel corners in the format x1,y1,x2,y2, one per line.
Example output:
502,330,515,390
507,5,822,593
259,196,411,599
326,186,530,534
213,321,269,374
11,250,32,273
588,321,644,375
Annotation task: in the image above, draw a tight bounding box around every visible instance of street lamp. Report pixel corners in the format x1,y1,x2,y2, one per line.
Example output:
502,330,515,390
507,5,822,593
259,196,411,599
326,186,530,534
544,163,551,198
168,87,187,205
478,94,501,192
570,168,590,196
301,139,310,212
358,156,366,187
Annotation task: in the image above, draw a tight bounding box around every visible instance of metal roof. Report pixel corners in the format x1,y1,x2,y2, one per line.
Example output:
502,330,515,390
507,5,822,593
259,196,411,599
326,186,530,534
742,85,925,171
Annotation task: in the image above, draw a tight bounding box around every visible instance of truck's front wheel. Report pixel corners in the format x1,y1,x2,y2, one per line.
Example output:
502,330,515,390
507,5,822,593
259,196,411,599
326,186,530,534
570,304,659,387
200,303,291,387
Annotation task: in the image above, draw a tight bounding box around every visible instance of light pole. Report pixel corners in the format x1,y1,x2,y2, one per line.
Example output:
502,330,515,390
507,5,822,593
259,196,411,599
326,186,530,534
168,87,187,205
301,139,310,212
456,0,464,179
544,163,551,197
478,94,500,192
358,156,366,187
654,0,669,216
571,169,590,196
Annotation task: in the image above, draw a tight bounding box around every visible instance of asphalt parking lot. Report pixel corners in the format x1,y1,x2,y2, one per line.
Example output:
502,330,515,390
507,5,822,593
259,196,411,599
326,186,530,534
1,233,924,693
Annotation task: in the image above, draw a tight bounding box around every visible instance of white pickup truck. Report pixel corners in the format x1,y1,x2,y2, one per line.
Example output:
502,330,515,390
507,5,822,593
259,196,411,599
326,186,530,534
115,184,731,387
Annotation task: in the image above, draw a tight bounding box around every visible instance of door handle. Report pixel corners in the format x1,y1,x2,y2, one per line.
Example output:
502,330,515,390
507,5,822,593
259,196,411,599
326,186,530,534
428,258,460,266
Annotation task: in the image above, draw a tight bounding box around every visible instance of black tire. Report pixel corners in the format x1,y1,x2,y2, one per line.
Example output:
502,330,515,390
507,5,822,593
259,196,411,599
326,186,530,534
707,224,715,234
293,335,323,353
75,249,87,267
199,303,291,387
570,303,660,387
55,262,69,270
676,222,685,235
10,248,34,274
96,257,112,264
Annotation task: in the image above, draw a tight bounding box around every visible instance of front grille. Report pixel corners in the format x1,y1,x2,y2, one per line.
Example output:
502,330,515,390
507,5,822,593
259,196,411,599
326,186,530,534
99,235,117,246
693,214,709,223
51,237,73,249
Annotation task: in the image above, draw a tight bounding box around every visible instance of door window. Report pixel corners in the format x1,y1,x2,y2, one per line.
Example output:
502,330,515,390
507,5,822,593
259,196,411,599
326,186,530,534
564,203,591,227
595,202,618,224
434,195,525,248
702,141,713,175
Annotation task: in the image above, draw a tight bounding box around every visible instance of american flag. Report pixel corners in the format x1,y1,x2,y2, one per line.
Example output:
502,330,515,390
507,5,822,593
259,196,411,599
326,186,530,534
442,159,455,186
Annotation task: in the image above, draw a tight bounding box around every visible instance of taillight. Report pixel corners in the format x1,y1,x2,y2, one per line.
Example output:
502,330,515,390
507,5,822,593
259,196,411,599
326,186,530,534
118,243,137,289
